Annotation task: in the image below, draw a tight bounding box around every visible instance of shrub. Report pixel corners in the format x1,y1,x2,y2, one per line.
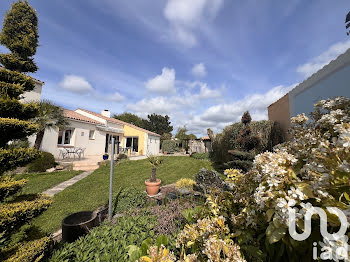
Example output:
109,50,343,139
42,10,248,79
148,199,196,236
3,236,51,262
0,148,38,174
25,152,55,173
175,178,196,190
0,195,52,234
210,120,284,165
175,96,350,261
49,215,157,261
116,153,128,160
0,177,27,201
112,188,146,215
190,152,209,159
162,140,177,153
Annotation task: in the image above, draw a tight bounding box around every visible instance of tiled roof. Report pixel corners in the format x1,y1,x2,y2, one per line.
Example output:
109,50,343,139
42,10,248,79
201,136,210,140
77,108,161,137
64,109,99,124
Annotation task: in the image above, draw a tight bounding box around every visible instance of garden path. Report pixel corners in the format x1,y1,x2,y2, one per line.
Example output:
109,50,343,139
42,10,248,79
42,170,94,197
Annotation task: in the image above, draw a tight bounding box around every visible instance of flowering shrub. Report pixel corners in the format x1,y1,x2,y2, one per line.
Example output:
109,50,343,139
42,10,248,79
175,96,350,261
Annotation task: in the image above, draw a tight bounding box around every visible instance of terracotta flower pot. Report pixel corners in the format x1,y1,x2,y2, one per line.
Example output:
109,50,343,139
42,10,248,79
145,179,161,196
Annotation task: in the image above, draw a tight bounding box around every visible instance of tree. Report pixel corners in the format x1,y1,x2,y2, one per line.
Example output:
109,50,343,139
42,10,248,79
33,100,68,150
0,1,51,260
188,134,197,140
113,112,146,129
143,113,173,136
175,126,188,143
0,0,39,73
175,126,192,150
236,111,261,151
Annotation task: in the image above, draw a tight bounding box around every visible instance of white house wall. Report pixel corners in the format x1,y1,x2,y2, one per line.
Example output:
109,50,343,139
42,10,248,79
20,82,43,103
40,120,107,158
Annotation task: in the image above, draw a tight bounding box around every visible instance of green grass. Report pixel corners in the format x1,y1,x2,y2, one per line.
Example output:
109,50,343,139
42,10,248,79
32,156,214,233
14,170,82,195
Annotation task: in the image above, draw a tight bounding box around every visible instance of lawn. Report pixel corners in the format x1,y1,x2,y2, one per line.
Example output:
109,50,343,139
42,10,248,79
32,156,214,233
14,170,82,195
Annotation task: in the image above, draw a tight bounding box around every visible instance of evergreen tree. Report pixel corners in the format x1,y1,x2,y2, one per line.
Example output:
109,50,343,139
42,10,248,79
0,1,51,261
0,0,39,73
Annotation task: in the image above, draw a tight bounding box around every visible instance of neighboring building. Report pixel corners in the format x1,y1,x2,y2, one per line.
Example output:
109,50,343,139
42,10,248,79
189,136,212,154
20,78,45,102
268,48,350,139
39,108,161,158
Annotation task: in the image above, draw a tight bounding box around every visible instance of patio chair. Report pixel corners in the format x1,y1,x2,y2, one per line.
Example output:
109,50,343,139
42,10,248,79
59,148,68,159
75,147,86,159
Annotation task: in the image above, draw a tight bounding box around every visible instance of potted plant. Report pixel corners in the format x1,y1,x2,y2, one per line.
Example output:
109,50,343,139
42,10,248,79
103,153,109,160
145,155,162,196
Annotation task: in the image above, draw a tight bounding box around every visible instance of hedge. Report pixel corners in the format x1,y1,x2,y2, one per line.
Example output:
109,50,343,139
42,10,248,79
190,152,209,159
0,195,52,234
0,148,38,174
0,177,27,202
210,120,284,164
162,140,177,153
4,237,51,262
26,152,56,173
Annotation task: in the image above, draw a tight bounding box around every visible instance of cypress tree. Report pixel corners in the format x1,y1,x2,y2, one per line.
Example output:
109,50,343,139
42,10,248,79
0,1,51,261
0,0,39,73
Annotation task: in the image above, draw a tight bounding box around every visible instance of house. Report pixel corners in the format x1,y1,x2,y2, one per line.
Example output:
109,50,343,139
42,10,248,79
20,78,45,102
189,136,212,154
268,48,350,139
38,108,161,159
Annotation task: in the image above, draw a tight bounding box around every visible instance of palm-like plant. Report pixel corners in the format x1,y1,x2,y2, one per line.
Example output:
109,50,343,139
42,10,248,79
32,100,68,150
147,155,162,182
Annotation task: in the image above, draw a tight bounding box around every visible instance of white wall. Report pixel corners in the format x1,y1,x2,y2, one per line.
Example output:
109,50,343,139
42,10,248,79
20,82,43,103
40,120,108,158
147,135,160,155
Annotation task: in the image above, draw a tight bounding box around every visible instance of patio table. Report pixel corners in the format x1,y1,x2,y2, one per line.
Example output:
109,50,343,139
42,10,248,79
59,147,85,160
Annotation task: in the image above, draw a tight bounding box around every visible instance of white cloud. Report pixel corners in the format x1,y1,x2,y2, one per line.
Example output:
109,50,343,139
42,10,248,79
145,67,176,94
191,63,207,77
297,39,350,78
198,83,221,99
59,75,94,93
163,0,223,47
200,84,296,124
107,92,125,102
126,96,178,116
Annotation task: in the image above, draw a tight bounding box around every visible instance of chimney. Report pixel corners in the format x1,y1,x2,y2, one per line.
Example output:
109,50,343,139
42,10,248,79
101,109,111,118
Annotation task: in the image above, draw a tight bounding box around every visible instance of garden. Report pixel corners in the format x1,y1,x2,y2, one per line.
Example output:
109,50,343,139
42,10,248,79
1,1,350,262
47,96,350,262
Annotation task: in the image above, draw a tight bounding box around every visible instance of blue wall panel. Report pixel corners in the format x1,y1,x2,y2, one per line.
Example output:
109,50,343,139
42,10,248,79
293,64,350,116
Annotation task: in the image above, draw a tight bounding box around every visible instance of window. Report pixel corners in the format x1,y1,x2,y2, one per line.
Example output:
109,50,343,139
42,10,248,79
89,130,95,140
57,129,74,145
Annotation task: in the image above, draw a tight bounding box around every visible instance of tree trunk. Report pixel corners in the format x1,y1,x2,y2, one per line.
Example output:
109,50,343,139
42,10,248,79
34,130,45,150
150,167,157,182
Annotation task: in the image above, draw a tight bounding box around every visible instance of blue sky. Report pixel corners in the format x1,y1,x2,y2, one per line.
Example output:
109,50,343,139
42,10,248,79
1,0,350,136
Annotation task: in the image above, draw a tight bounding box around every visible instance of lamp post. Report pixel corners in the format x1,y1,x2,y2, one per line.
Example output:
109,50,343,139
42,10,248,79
108,137,115,222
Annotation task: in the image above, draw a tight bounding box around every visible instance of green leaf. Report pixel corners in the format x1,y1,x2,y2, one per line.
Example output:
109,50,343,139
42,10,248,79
295,182,315,198
266,209,275,222
266,223,287,244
